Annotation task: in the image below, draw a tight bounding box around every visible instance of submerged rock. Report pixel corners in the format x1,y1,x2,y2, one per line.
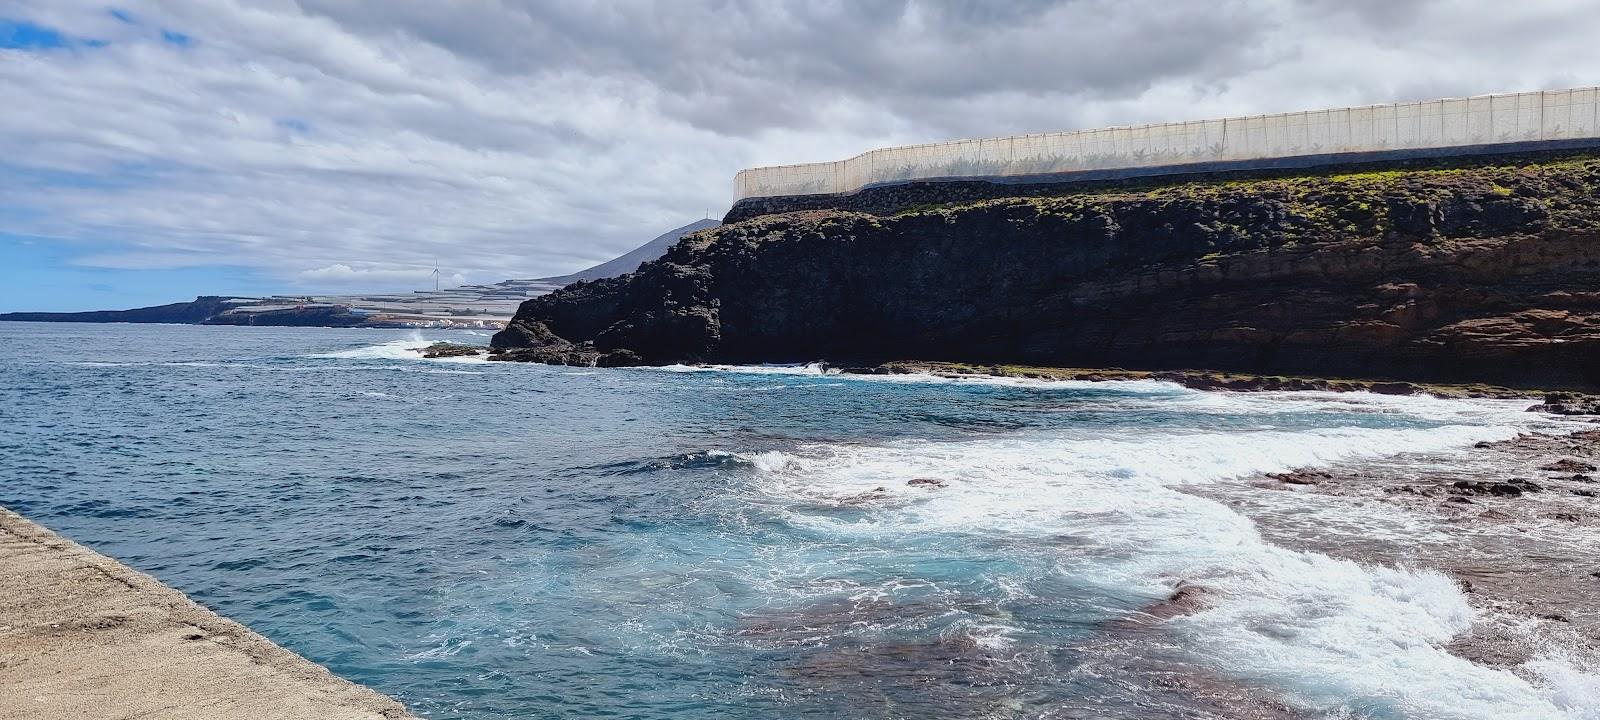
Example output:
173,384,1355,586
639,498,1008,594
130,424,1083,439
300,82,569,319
1267,470,1332,486
1143,583,1213,621
1452,480,1537,497
836,487,891,506
1540,458,1599,473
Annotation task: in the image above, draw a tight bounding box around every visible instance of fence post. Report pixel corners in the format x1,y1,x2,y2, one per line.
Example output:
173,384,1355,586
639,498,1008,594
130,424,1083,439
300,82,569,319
1540,90,1546,140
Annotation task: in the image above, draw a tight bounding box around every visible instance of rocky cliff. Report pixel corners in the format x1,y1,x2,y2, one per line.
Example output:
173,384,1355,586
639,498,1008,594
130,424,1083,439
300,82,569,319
491,156,1600,390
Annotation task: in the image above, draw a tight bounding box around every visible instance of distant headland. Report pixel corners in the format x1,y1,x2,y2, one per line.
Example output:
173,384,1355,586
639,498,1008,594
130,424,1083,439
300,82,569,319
0,219,717,329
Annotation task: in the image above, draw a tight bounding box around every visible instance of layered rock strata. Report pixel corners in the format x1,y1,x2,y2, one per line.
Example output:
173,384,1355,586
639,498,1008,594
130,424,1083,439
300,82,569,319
493,157,1600,390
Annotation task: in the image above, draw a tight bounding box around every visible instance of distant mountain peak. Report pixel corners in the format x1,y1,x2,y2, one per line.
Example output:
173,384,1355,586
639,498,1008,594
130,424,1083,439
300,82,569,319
535,218,719,286
1,219,722,328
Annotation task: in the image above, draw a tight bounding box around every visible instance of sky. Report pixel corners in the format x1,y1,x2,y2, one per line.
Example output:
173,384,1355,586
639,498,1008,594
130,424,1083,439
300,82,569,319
2,1,1599,311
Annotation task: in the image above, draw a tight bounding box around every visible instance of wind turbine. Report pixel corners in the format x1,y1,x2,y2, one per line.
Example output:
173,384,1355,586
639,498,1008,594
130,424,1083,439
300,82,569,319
431,266,440,292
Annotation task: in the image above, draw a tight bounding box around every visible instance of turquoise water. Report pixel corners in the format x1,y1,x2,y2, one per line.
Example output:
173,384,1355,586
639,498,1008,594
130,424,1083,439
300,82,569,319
1,322,1595,719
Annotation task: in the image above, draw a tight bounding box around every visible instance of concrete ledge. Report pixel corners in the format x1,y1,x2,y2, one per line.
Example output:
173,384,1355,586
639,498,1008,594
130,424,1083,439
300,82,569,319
0,507,418,720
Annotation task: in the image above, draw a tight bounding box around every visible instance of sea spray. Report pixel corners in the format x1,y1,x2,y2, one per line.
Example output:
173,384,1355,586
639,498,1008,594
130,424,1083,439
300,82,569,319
307,330,490,363
735,403,1592,717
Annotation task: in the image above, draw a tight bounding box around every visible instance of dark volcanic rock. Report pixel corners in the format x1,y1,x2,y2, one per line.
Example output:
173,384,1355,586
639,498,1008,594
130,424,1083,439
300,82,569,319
1267,470,1333,485
1542,459,1599,473
1140,583,1213,621
493,157,1600,389
1453,478,1544,497
1529,392,1600,415
1453,480,1528,497
418,342,485,359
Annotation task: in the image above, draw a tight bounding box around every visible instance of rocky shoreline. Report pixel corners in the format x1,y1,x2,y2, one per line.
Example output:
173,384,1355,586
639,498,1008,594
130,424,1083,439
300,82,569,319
838,359,1600,414
854,359,1600,664
1195,427,1600,674
752,358,1600,692
837,360,1527,397
718,363,1600,715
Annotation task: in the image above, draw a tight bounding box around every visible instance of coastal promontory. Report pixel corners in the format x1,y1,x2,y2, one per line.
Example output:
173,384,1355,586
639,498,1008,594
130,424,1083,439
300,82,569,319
492,153,1600,390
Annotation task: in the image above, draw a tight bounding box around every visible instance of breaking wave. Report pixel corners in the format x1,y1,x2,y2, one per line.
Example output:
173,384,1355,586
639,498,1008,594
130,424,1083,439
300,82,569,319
733,402,1597,718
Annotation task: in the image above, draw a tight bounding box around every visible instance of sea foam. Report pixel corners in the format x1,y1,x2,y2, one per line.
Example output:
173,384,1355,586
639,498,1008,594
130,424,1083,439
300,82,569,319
734,395,1596,718
308,333,488,364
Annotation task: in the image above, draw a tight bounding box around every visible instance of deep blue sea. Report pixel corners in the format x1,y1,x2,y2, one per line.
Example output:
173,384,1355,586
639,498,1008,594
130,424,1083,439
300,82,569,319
2,322,1597,719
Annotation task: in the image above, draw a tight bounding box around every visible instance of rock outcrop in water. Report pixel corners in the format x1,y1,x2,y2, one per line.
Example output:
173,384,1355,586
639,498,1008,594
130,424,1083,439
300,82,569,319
416,342,486,359
492,155,1600,390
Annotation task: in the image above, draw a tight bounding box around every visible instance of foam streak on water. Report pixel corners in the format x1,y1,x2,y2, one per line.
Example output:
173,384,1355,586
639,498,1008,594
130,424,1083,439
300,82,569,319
1,323,1594,719
737,422,1594,718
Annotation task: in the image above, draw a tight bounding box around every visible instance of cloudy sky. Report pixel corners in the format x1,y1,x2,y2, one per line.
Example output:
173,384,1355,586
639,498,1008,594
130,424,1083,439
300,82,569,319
2,0,1598,310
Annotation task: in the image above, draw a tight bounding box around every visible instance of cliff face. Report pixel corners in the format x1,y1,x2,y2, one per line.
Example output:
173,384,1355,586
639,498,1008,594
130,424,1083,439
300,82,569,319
492,157,1600,389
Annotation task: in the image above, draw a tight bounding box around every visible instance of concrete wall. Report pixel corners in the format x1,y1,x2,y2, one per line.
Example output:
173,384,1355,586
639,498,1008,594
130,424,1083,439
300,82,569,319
0,507,417,720
723,142,1600,224
733,87,1600,200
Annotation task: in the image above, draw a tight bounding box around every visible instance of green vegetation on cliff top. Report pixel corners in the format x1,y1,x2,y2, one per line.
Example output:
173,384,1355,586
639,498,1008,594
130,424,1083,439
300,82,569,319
881,152,1600,239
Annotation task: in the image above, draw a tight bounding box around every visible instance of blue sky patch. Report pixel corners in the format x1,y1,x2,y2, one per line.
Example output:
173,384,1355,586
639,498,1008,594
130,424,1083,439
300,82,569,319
0,19,67,49
161,29,190,47
2,162,164,193
0,234,285,313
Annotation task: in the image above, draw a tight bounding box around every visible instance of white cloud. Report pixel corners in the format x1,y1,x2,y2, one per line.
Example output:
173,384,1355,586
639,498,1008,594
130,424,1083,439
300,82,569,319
296,263,466,287
2,0,1599,295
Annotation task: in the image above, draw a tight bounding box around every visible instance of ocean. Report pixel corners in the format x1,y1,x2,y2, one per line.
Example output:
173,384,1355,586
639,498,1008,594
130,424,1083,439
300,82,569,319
1,322,1595,719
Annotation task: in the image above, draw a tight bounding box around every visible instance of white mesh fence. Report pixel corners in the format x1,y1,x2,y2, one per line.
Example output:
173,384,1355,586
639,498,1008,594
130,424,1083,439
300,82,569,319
734,87,1600,199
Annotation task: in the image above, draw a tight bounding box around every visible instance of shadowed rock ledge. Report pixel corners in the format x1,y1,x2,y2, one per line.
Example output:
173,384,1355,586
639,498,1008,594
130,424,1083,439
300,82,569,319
492,156,1600,390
